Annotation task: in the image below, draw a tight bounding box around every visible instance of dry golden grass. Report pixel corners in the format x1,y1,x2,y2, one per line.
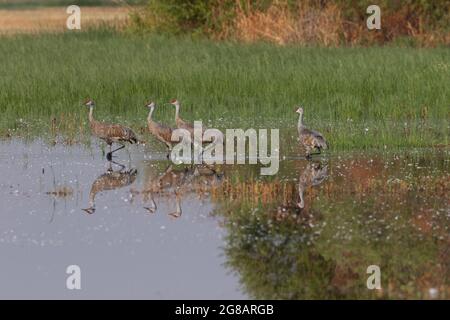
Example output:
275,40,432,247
234,1,343,46
229,0,450,47
0,6,130,34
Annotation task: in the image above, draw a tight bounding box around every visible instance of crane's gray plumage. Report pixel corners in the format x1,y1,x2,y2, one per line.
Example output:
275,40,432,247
146,101,174,156
169,99,222,160
84,99,138,159
170,99,206,137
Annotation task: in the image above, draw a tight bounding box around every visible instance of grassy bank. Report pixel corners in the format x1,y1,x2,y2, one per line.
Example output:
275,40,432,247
0,30,448,151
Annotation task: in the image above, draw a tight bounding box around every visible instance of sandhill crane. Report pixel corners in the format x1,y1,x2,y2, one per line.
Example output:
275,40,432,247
82,161,138,214
298,161,328,209
296,107,328,159
169,99,198,136
145,101,174,157
84,99,138,160
169,99,222,160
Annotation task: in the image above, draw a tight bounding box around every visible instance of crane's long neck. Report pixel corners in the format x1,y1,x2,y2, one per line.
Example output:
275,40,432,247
88,106,94,123
147,106,155,123
298,112,304,130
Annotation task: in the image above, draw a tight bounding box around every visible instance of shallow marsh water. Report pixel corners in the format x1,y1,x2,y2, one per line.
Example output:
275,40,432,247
0,139,448,299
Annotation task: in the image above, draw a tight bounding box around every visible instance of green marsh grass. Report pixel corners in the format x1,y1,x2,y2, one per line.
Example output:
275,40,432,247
0,30,448,151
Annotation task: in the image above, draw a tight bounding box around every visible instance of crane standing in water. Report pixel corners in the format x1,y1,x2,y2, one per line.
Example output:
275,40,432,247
84,99,138,160
169,99,199,136
169,99,223,160
296,106,328,159
145,101,174,158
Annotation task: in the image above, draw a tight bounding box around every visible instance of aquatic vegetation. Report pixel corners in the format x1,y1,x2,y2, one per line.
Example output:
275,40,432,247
212,151,450,299
46,186,74,198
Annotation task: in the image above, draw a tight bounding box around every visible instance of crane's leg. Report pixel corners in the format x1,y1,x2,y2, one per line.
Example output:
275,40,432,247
106,144,125,161
110,159,126,171
106,144,113,161
111,145,125,154
106,160,113,173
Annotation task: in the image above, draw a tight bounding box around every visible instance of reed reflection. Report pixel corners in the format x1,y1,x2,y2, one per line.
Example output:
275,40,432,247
211,153,449,299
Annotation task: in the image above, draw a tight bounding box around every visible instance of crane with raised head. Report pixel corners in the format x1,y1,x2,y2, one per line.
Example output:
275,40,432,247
169,99,222,160
169,99,198,136
145,101,174,158
296,106,328,159
83,99,138,160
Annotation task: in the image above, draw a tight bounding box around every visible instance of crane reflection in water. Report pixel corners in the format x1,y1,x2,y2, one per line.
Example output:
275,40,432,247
83,160,137,214
139,164,223,219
